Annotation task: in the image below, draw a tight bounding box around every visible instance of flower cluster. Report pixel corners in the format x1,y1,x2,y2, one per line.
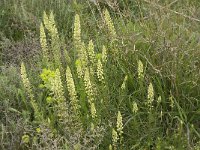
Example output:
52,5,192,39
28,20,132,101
104,9,116,39
138,60,144,80
111,111,123,147
21,62,40,120
41,11,61,68
97,59,104,83
40,23,49,65
102,45,107,63
112,128,118,148
43,11,50,31
147,82,154,109
79,42,88,65
75,59,84,78
73,14,82,50
40,68,55,89
21,62,34,101
121,75,128,90
87,40,96,65
66,66,80,115
75,42,88,79
132,101,138,114
50,69,68,122
90,102,97,119
84,68,97,119
116,111,123,138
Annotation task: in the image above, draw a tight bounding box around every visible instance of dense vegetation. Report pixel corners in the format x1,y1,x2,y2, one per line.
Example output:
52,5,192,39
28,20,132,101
0,0,200,149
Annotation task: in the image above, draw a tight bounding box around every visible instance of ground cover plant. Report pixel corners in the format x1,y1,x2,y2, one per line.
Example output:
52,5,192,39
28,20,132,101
0,0,200,149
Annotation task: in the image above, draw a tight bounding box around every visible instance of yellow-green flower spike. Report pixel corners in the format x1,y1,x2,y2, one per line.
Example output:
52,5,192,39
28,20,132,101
87,40,96,65
147,82,154,108
75,42,88,79
47,12,61,68
121,75,128,90
21,62,40,120
90,102,97,119
21,62,34,101
75,59,84,79
73,14,81,50
51,69,68,122
104,9,117,39
89,66,95,77
109,144,113,150
138,60,144,80
51,69,65,102
116,111,123,137
42,11,61,68
66,66,80,115
90,122,95,131
102,45,107,63
80,43,88,70
83,68,98,119
112,128,118,147
79,42,88,64
97,59,104,82
40,23,49,64
48,11,57,34
84,68,95,104
43,11,50,31
157,95,162,104
132,101,138,114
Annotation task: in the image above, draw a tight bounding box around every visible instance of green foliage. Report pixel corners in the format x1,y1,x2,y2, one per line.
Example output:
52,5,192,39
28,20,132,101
40,68,55,89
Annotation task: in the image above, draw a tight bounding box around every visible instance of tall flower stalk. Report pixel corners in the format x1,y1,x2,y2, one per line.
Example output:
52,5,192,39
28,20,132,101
84,68,97,119
42,11,61,68
147,82,154,109
66,66,80,116
104,9,117,39
138,60,144,80
116,111,123,143
73,14,82,51
87,40,96,66
97,59,104,83
21,62,40,120
50,69,68,123
40,23,49,66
